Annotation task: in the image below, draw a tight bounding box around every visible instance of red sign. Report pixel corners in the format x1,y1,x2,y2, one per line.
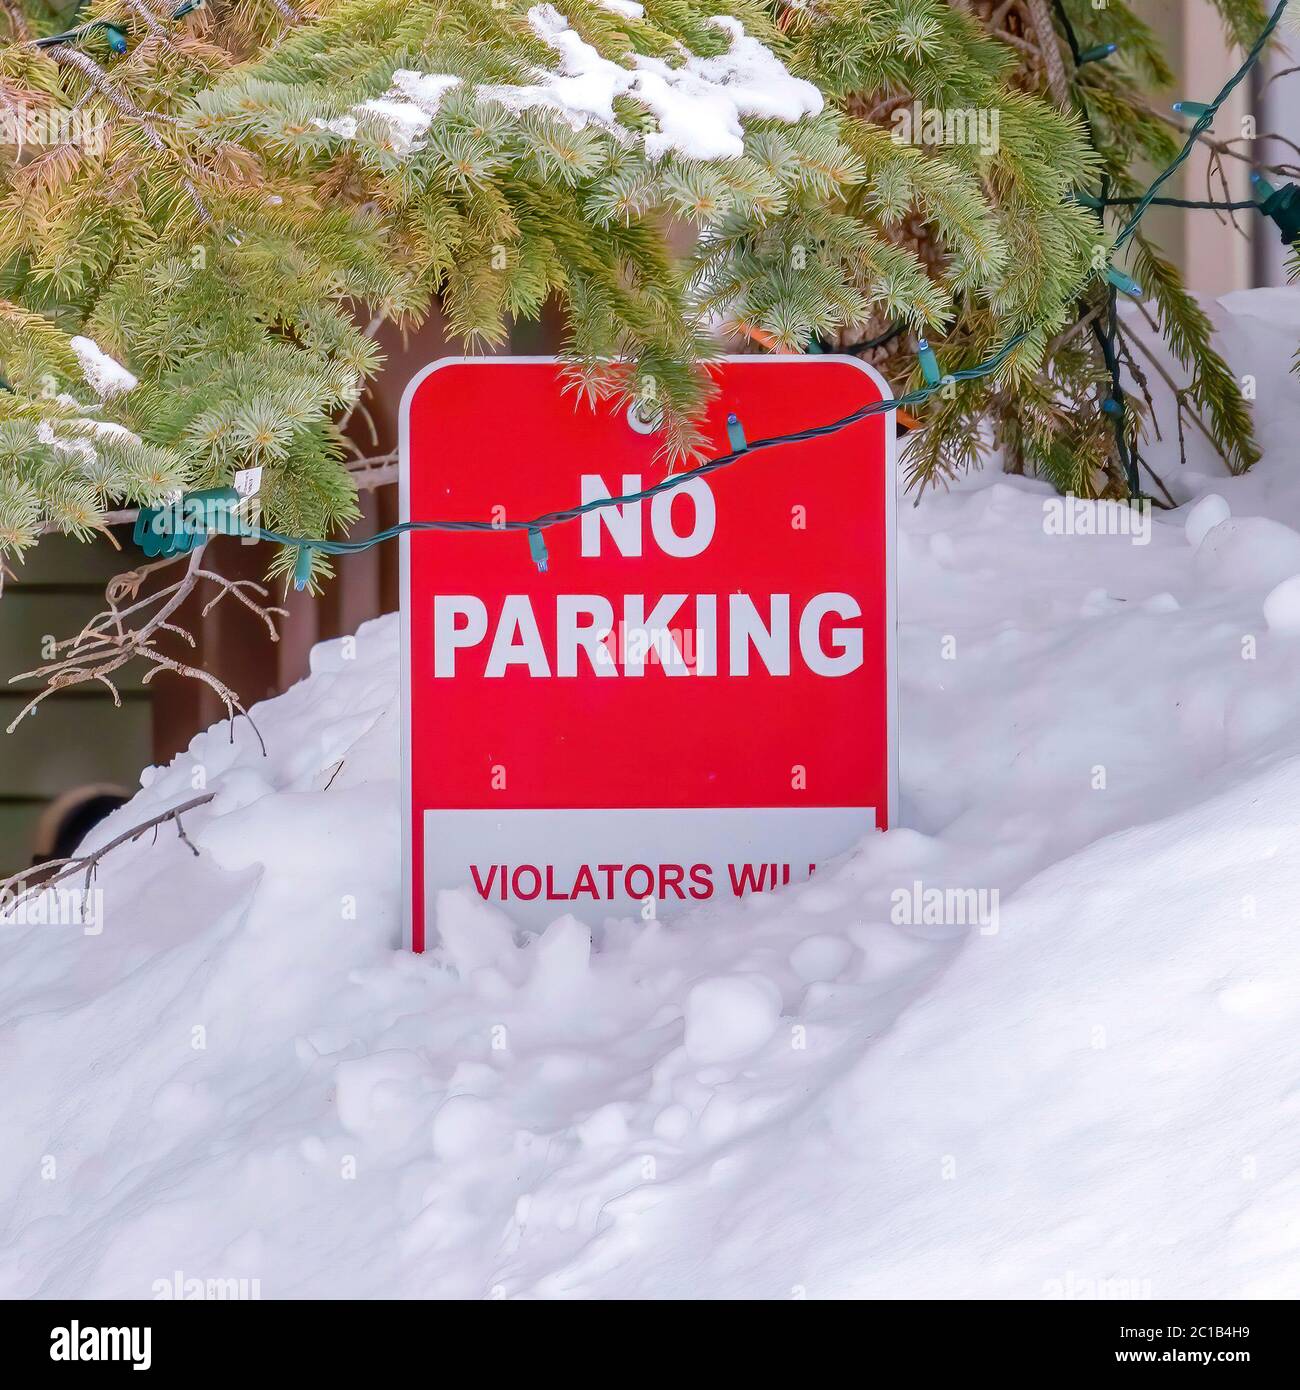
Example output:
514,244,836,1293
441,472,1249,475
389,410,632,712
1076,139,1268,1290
401,356,895,950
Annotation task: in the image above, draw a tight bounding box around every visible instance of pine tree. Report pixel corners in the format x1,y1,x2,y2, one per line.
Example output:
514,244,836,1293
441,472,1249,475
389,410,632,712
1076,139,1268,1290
836,0,1274,500
0,0,1105,582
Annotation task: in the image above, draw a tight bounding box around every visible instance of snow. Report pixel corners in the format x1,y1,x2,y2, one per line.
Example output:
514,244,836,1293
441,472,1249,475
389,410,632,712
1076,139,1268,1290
36,415,142,469
325,7,821,162
482,7,822,161
682,974,782,1063
1184,491,1230,547
36,418,96,466
315,71,462,156
1263,573,1300,632
68,335,137,399
78,419,141,445
4,289,1300,1297
630,16,824,160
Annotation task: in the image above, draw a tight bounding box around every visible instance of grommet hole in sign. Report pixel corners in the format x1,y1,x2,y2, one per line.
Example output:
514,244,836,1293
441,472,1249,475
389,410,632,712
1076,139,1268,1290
626,398,664,435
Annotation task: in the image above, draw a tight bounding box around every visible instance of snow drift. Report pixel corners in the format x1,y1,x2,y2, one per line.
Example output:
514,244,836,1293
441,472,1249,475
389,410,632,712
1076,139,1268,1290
3,292,1300,1298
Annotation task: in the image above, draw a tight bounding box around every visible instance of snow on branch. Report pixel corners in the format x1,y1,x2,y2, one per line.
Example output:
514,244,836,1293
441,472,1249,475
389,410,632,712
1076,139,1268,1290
320,6,823,161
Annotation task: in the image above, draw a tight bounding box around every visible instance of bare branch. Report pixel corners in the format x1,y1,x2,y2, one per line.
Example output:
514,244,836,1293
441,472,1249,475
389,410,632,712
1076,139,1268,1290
1023,0,1071,109
6,541,281,747
1121,309,1226,466
47,47,212,224
1,0,29,41
125,0,174,43
0,793,216,914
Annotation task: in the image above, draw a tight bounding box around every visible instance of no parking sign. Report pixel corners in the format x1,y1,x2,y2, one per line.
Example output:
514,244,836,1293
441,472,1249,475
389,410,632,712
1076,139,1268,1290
400,356,895,949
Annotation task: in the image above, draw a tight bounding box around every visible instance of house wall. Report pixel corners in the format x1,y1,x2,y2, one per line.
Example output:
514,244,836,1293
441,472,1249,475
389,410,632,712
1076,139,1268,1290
1,534,152,875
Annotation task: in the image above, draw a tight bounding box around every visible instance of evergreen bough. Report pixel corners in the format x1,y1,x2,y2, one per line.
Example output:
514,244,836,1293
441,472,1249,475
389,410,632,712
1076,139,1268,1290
861,0,1272,499
0,0,1278,584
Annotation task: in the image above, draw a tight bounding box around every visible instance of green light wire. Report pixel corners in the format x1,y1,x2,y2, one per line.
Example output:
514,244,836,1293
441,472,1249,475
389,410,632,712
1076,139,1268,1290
1076,193,1260,213
250,330,1035,560
33,1,204,46
1113,0,1289,250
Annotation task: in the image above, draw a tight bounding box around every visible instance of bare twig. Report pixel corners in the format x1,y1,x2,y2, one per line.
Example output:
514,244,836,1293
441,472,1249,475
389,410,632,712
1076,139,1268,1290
1044,305,1103,359
6,542,284,747
0,792,216,912
1131,92,1300,177
346,449,398,491
1120,310,1225,465
47,47,212,224
1,0,30,41
125,0,176,44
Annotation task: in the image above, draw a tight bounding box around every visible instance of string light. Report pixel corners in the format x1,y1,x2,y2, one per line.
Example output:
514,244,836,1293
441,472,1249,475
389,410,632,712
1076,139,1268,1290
1105,266,1143,299
34,1,207,53
292,544,312,591
915,337,942,386
1115,0,1289,251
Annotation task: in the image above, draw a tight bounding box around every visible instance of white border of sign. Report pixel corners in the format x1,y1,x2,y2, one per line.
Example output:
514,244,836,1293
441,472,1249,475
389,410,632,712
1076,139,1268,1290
398,355,898,950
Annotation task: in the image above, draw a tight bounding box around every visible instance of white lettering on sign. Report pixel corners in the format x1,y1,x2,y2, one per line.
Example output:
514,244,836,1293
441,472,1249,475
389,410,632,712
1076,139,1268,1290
731,593,790,676
801,593,863,676
433,591,862,679
433,597,487,678
433,473,864,679
581,473,715,558
556,595,617,677
486,595,550,677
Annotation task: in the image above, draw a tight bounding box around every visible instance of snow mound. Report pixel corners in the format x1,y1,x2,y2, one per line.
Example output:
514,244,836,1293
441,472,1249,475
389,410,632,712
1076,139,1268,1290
5,291,1300,1298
